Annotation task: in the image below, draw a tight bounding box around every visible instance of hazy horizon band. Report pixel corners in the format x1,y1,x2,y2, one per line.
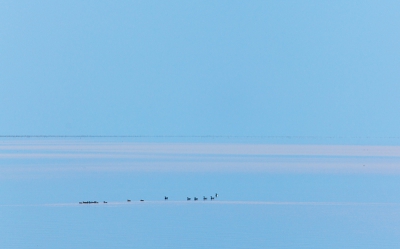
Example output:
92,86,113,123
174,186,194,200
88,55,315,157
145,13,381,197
1,140,400,176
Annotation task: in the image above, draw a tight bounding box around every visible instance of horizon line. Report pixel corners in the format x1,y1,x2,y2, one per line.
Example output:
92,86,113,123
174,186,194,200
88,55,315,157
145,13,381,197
1,135,400,139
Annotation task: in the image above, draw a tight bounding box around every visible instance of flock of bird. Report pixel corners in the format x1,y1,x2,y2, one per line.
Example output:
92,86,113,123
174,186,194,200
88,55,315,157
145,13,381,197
166,193,219,201
79,193,219,204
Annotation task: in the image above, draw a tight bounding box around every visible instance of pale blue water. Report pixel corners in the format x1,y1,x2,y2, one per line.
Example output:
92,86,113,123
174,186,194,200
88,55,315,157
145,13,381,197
2,201,400,248
1,139,400,248
2,172,400,248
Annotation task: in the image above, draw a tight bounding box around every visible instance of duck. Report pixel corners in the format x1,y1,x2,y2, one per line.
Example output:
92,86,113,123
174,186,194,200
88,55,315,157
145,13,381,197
164,196,168,200
194,197,198,201
127,199,131,202
203,196,207,201
187,197,191,201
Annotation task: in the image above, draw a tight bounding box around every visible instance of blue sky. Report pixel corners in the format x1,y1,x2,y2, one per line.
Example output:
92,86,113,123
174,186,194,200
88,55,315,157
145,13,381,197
1,1,400,137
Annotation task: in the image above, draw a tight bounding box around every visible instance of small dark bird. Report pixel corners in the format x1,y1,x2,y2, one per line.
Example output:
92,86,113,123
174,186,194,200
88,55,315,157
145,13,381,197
127,199,131,202
165,196,168,200
215,193,218,198
210,196,214,200
203,196,207,201
103,201,107,204
187,197,191,201
140,200,144,202
194,197,198,201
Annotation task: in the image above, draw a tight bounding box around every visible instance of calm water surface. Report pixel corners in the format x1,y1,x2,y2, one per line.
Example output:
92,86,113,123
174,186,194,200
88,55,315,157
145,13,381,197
1,139,400,248
2,201,400,248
